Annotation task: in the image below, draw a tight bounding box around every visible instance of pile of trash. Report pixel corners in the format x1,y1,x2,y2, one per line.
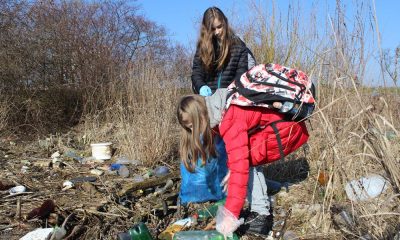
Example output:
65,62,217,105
0,137,398,240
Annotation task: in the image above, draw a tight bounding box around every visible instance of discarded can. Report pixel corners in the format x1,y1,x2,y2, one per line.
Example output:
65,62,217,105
117,222,153,240
173,230,239,240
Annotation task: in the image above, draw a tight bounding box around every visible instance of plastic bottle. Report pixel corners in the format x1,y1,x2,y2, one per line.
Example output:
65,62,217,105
117,222,153,240
282,230,300,240
197,198,226,221
173,230,239,240
154,166,170,177
345,174,388,201
118,165,130,178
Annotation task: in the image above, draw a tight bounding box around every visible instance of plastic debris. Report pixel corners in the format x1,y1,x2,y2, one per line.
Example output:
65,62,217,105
155,179,174,195
9,185,26,195
118,165,130,178
345,174,388,201
110,163,122,171
282,231,300,240
159,217,197,240
154,166,170,177
62,180,74,191
115,156,140,165
20,228,53,240
63,150,83,162
21,165,29,173
117,222,153,240
90,169,104,176
132,174,145,182
51,151,61,163
173,230,239,240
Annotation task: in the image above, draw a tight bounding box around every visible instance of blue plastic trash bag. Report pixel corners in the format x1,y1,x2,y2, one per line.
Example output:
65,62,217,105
179,135,228,205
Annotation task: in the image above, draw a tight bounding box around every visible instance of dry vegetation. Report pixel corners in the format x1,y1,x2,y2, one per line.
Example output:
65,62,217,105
0,0,399,239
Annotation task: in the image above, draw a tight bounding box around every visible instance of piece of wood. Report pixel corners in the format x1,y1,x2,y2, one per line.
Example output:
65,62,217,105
117,172,179,197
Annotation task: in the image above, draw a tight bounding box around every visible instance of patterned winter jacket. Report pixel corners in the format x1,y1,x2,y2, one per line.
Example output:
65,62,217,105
205,89,309,218
191,37,255,93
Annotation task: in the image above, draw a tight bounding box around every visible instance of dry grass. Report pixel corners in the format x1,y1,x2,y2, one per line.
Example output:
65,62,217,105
0,94,9,133
80,56,185,168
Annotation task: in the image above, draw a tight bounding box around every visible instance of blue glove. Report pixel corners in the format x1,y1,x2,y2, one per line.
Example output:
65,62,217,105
199,85,212,96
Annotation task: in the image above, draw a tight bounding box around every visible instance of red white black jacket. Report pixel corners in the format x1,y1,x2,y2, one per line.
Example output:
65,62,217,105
205,89,309,217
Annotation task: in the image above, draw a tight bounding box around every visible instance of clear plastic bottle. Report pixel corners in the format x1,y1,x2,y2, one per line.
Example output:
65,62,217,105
282,231,299,240
173,230,239,240
118,165,130,178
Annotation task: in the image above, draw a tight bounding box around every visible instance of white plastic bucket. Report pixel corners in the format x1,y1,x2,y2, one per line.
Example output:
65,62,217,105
90,142,112,160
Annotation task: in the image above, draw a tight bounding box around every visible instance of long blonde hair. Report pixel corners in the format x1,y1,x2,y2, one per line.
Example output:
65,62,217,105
198,7,236,73
177,95,216,172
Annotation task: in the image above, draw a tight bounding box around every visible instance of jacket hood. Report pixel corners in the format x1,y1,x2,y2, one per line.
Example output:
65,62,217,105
205,88,228,128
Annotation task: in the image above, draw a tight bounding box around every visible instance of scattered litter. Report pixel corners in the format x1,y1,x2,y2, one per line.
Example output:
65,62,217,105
110,163,122,171
51,151,61,163
155,179,174,195
21,165,29,173
90,142,112,161
345,174,388,201
154,166,170,177
132,174,145,182
115,156,140,165
20,228,53,240
90,169,104,176
117,165,130,178
282,230,300,240
63,150,83,162
9,185,26,195
159,216,197,240
172,230,239,240
117,222,153,240
62,180,74,191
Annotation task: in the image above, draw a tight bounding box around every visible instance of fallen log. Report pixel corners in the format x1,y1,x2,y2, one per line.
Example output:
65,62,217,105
117,172,180,197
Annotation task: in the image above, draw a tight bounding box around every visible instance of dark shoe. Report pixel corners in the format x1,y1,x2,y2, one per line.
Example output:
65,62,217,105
238,211,273,236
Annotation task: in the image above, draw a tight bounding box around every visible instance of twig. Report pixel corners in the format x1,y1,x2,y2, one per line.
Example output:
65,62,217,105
3,192,34,199
0,224,18,231
74,209,125,218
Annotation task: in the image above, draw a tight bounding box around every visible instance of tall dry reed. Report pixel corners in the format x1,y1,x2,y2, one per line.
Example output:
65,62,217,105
231,0,399,239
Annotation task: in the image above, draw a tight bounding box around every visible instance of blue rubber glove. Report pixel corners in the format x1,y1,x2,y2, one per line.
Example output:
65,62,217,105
199,85,212,96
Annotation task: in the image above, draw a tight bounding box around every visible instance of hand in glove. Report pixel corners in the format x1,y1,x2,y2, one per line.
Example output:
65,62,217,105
220,170,230,193
199,85,212,96
216,205,244,237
